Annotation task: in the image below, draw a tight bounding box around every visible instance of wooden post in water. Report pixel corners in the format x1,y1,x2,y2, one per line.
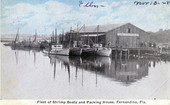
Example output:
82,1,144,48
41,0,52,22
115,50,117,70
138,49,141,59
115,49,117,59
120,49,122,60
127,49,130,59
125,49,127,60
95,64,98,87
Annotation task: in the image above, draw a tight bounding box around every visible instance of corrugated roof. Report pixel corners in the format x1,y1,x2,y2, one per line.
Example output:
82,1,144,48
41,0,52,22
73,23,127,33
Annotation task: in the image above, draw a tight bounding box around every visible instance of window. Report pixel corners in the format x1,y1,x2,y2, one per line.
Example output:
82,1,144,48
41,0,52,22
127,28,131,33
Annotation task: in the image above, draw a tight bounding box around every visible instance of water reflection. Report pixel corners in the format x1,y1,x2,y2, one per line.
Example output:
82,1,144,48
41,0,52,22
12,46,41,66
2,44,170,99
112,58,149,85
47,54,158,86
10,46,161,86
14,51,18,65
11,45,41,52
49,55,71,82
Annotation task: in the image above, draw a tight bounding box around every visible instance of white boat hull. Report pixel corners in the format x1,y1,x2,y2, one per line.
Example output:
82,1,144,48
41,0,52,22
49,48,70,56
42,49,50,54
96,48,112,57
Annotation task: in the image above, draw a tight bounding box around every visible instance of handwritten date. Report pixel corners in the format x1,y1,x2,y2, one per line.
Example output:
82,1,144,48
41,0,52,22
134,1,170,5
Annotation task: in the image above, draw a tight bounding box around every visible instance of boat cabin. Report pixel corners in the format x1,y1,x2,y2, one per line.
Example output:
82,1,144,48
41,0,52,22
51,44,63,49
93,44,103,48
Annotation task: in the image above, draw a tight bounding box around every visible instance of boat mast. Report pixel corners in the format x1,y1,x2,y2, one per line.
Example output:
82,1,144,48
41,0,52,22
33,29,37,42
29,37,31,43
83,24,86,45
87,25,89,45
55,27,57,44
97,25,99,44
52,30,54,43
77,24,79,47
69,27,72,47
62,28,64,44
14,28,20,43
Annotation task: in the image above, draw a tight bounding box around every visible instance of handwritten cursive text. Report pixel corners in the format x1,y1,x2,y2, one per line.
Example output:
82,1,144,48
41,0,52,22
79,0,105,8
134,1,170,5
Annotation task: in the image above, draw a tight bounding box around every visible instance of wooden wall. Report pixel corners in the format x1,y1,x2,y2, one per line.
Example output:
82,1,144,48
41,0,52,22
106,23,149,48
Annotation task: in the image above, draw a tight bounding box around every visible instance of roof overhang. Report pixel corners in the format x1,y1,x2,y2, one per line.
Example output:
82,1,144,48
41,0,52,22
80,34,105,37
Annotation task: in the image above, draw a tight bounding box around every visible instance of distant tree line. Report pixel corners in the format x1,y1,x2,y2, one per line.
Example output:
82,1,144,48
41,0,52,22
149,29,170,43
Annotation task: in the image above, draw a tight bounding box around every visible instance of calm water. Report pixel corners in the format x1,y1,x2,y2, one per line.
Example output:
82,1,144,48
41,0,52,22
1,43,170,99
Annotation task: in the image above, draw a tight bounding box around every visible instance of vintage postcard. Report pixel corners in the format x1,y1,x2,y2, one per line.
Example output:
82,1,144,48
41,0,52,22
0,0,170,105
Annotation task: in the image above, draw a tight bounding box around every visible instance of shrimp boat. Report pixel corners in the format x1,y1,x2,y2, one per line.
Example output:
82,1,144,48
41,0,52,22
30,30,41,48
81,45,96,56
69,41,82,56
43,27,70,56
30,41,41,48
94,25,112,57
96,47,112,56
68,26,82,56
81,44,112,57
22,39,31,47
81,25,112,57
12,41,24,48
43,44,70,56
69,47,82,56
11,28,25,48
40,40,50,48
3,43,12,46
94,44,112,57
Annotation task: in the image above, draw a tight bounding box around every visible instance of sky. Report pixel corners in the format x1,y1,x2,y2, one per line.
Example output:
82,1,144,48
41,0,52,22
1,0,170,35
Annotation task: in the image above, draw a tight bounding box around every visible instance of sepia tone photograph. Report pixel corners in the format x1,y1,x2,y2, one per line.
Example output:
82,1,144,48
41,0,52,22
0,0,170,102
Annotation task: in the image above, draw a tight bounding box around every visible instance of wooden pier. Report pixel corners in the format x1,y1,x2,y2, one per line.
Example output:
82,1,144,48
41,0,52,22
112,47,159,59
